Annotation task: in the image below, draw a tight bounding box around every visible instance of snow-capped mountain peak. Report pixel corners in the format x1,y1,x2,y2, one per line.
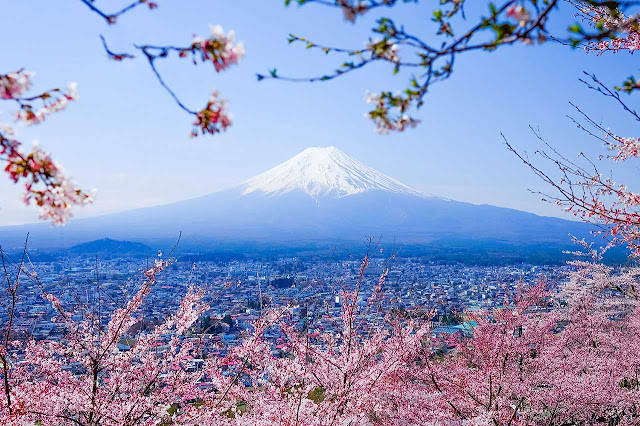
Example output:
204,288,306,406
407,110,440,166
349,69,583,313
240,146,434,199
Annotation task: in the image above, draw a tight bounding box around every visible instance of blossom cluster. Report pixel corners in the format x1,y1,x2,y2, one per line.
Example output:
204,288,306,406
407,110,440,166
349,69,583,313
365,91,420,134
16,82,78,126
191,90,233,137
1,70,79,125
576,2,640,52
0,70,91,224
186,26,243,136
190,25,246,72
0,70,34,100
1,133,93,225
366,38,400,64
506,4,531,27
605,134,640,161
339,0,369,23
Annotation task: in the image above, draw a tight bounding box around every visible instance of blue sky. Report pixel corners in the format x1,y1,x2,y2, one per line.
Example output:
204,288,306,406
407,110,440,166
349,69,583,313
0,0,637,225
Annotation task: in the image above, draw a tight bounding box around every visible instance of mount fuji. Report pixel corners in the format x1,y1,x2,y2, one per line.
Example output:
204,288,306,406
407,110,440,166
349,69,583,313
0,146,590,257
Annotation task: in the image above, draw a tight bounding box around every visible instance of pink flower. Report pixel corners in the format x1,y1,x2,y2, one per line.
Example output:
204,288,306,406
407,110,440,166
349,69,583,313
1,135,93,225
506,4,531,26
15,82,79,126
339,0,368,23
190,25,245,72
0,70,34,100
191,90,233,137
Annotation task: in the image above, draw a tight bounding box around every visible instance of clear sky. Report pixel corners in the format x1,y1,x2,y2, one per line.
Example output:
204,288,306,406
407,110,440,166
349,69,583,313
0,0,637,226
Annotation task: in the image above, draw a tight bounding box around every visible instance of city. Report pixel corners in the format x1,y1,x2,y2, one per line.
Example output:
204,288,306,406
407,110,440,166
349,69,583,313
5,252,569,348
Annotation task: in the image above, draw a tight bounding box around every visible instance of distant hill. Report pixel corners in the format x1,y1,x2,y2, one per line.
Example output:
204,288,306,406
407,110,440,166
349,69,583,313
68,238,153,256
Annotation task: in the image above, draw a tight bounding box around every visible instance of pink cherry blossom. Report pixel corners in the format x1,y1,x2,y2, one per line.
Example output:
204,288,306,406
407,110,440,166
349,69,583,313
191,25,245,73
0,134,94,225
0,70,34,100
191,90,233,137
15,82,79,126
575,2,640,53
339,0,369,23
506,4,531,26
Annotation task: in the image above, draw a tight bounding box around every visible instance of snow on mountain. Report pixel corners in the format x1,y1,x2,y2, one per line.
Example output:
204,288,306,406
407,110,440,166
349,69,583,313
240,146,433,199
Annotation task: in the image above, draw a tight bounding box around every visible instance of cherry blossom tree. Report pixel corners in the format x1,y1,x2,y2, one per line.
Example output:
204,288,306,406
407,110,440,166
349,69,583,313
180,253,434,425
0,243,638,425
0,250,211,426
421,268,640,425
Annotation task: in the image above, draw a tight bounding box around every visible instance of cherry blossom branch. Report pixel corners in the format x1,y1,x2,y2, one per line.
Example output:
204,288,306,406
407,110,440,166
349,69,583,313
272,0,640,134
0,70,95,224
0,131,94,225
135,44,197,115
579,72,640,121
79,0,157,25
77,0,250,140
99,35,134,61
505,120,640,254
264,0,558,133
570,0,640,49
1,70,79,126
101,25,244,137
286,0,419,23
504,69,640,255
